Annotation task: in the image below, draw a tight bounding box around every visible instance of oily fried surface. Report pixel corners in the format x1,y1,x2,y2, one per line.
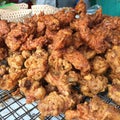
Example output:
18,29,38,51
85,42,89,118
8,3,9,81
65,96,120,120
63,47,90,74
0,0,120,118
19,77,46,103
108,84,120,105
38,91,74,117
80,74,108,97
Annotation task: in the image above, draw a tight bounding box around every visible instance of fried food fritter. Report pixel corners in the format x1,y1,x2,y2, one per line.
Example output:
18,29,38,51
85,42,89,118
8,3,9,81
0,20,10,37
24,47,48,80
38,91,74,117
20,35,47,51
38,14,60,31
105,45,120,74
19,77,46,103
49,28,73,50
0,69,26,90
79,45,96,59
80,74,108,97
1,0,120,118
0,47,8,61
5,24,28,51
7,52,24,69
54,8,75,26
108,84,120,105
0,65,8,76
92,56,109,75
65,96,120,120
75,0,86,16
63,47,90,74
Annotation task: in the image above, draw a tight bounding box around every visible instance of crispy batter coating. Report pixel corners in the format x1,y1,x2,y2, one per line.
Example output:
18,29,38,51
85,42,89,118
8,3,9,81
7,52,24,69
19,77,46,103
63,47,90,74
5,24,28,51
105,46,120,74
54,8,75,26
50,28,73,50
92,56,109,75
108,84,120,105
65,96,120,120
80,74,108,97
75,0,86,16
79,45,96,59
38,91,74,117
21,50,31,59
0,65,8,76
24,47,48,80
72,32,83,49
0,47,8,61
20,36,48,51
0,20,10,36
38,14,60,31
0,69,26,90
1,1,120,118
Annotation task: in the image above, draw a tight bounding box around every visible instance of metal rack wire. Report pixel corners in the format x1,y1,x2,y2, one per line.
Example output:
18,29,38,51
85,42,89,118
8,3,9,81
0,89,120,120
0,89,64,120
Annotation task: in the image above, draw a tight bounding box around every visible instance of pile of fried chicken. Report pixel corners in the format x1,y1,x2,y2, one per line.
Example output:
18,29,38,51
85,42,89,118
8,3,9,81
0,0,120,119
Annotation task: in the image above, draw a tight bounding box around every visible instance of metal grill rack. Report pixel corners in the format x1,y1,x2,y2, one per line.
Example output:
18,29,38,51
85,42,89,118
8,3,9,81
0,89,64,120
0,89,120,120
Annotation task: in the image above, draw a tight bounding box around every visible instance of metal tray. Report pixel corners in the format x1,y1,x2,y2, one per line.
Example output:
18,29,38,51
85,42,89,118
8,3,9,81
0,88,120,120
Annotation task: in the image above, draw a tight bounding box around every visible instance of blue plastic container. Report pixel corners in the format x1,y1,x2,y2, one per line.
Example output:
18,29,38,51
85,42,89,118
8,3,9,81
97,0,120,16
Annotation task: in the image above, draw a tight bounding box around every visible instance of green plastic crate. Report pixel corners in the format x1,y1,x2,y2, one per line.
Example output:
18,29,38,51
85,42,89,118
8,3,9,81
97,0,120,16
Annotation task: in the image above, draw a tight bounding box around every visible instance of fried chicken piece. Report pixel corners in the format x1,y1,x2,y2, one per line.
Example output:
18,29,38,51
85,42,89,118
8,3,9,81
75,0,86,16
71,11,108,53
24,47,48,80
5,24,28,51
101,16,120,30
88,8,103,27
0,20,10,36
79,45,96,59
0,69,25,90
54,8,75,26
108,28,120,45
80,24,109,53
45,84,58,94
105,46,120,74
45,69,71,95
80,74,108,97
20,35,48,51
45,28,57,41
38,14,60,31
92,56,109,75
110,73,120,85
36,21,45,37
65,96,120,120
19,77,46,103
38,91,74,117
0,65,8,76
7,52,24,69
8,22,17,29
108,84,120,105
63,47,90,74
0,48,8,61
21,50,31,59
48,50,72,73
72,32,83,49
49,28,73,50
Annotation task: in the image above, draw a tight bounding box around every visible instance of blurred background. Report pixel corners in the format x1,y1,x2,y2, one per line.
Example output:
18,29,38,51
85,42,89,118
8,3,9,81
0,0,120,16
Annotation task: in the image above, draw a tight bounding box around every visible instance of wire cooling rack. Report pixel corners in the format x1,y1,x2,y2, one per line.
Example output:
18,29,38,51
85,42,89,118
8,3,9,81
0,89,64,120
